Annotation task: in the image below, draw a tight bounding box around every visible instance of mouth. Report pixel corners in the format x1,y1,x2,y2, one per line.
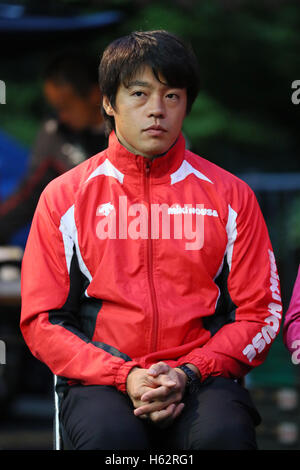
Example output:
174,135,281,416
143,125,167,136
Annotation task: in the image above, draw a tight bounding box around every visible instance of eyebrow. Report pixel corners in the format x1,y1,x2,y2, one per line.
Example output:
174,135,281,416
126,80,151,89
125,78,183,92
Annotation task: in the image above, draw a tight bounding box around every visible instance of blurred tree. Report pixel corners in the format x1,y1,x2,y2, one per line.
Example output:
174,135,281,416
119,0,300,171
0,0,299,173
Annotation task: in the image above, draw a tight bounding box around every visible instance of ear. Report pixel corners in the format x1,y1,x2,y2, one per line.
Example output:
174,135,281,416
102,95,115,116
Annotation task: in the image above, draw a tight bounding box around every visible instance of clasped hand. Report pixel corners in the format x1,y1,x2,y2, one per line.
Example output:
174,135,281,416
126,362,187,428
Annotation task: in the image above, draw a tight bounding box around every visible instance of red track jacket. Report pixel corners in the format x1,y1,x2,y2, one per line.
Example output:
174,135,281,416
20,132,282,393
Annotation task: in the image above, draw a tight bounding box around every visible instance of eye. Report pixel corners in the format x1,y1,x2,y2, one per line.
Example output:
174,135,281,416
132,91,145,97
166,93,179,100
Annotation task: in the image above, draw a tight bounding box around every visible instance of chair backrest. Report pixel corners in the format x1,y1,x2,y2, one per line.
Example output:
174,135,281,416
53,375,62,450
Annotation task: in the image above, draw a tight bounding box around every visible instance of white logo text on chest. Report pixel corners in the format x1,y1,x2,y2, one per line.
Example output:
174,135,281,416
96,197,219,251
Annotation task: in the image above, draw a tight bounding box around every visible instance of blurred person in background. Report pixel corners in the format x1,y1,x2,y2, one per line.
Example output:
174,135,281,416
0,51,107,245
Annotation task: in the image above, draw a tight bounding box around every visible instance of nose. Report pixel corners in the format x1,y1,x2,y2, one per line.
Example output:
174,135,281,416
147,94,165,119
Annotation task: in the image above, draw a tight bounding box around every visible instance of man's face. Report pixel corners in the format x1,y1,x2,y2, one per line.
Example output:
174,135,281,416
103,66,187,158
44,81,101,131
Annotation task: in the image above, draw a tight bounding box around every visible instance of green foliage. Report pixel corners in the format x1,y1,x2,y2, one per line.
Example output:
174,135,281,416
118,0,300,169
0,82,42,147
183,92,288,146
1,0,300,169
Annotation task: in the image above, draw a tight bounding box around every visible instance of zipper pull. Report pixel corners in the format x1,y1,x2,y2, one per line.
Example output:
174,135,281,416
145,160,151,176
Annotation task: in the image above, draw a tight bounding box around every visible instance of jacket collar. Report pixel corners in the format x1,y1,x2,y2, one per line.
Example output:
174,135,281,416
106,131,186,183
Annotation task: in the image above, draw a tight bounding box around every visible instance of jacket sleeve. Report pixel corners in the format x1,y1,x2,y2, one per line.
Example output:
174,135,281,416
0,158,66,244
20,186,138,393
176,185,283,382
283,265,300,356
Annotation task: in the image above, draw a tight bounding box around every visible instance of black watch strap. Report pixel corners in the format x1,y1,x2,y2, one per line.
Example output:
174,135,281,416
178,364,201,393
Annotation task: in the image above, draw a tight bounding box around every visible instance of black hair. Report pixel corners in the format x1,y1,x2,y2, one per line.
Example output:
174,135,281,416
99,30,200,135
44,51,99,98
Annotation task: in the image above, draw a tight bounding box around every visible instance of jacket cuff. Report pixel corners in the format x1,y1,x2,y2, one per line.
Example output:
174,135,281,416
177,353,215,382
114,361,140,393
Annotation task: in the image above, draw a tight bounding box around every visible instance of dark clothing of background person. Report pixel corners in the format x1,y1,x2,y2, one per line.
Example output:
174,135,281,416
0,118,107,245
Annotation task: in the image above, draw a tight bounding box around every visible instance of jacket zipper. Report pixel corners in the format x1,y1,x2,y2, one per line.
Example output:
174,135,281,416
145,161,159,353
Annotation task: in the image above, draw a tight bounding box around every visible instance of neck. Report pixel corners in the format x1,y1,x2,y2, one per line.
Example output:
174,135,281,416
116,132,179,160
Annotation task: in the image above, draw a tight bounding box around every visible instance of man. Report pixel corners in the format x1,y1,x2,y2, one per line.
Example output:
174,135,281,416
20,30,282,450
0,51,107,245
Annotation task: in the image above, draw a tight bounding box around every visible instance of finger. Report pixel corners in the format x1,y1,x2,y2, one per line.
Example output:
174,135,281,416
156,402,184,421
150,402,185,428
150,403,176,421
149,403,178,426
148,362,169,377
157,374,177,388
145,374,176,392
141,384,174,402
134,399,167,417
172,402,185,419
134,390,181,416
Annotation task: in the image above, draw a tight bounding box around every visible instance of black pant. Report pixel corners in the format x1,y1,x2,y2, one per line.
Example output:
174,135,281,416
59,376,261,450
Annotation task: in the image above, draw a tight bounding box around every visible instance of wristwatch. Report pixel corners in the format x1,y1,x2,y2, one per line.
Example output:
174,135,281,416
178,364,201,393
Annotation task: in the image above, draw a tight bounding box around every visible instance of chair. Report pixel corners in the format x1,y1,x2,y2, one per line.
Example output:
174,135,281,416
53,375,62,450
53,375,73,450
